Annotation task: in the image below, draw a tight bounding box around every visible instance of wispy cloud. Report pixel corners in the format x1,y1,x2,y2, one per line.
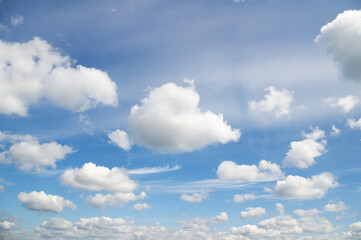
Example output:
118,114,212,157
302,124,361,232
126,165,181,175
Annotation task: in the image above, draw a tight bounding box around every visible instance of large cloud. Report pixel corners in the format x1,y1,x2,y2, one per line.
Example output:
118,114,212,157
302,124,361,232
282,127,327,169
323,201,348,212
0,37,117,116
315,10,361,80
217,160,283,182
18,191,76,213
128,80,241,153
274,172,338,200
108,130,131,151
60,162,137,192
347,118,361,130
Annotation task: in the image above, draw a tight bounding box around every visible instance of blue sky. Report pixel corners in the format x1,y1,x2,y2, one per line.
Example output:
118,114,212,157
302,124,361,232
1,0,361,239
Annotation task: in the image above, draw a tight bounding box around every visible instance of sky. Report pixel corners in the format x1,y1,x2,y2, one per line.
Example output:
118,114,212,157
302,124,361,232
0,0,361,239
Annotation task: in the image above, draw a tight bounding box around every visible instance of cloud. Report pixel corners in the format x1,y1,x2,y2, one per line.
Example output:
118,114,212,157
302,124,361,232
324,95,359,112
0,37,117,116
60,162,137,192
129,80,240,153
347,118,361,130
87,192,146,209
108,130,131,151
275,203,284,215
233,194,257,203
0,133,73,172
344,222,361,239
179,212,228,232
282,127,327,169
231,225,282,239
0,220,16,229
323,201,348,212
18,191,76,213
331,125,341,136
274,172,338,200
0,23,8,32
241,207,266,219
180,191,208,203
132,203,151,211
315,10,361,80
10,15,24,26
258,215,302,235
217,160,283,182
248,86,294,118
126,165,181,175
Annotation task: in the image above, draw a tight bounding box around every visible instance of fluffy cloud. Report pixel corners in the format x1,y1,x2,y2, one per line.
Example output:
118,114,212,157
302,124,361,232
60,162,137,192
217,160,283,182
344,222,361,239
347,118,361,130
18,191,76,213
295,209,334,233
108,130,131,151
10,15,24,26
248,86,294,118
179,212,228,232
241,207,266,219
331,125,341,136
180,191,208,203
274,172,338,200
323,201,348,212
129,80,240,153
282,127,327,169
0,220,16,229
0,37,117,116
275,203,284,215
87,192,146,209
231,225,281,239
132,203,151,211
324,95,359,112
233,193,257,203
315,10,361,80
0,132,73,172
258,215,302,235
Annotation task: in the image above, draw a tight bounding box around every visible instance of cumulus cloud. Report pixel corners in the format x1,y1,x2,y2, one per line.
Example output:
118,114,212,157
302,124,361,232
0,132,73,172
347,118,361,130
10,15,24,26
179,212,228,232
60,162,137,192
217,160,283,182
129,80,240,153
275,203,284,215
0,37,117,116
258,215,302,235
87,192,146,209
248,86,294,118
324,95,359,112
180,191,208,203
323,201,348,212
344,222,361,239
274,172,338,200
18,191,76,213
108,130,131,151
315,10,361,80
0,220,16,229
132,203,151,211
282,127,327,169
233,193,257,203
241,207,266,219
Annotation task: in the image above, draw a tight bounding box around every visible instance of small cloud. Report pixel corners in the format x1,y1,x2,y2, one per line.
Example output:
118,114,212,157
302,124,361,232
180,191,208,203
132,203,151,211
108,130,131,151
331,125,341,136
323,201,349,212
10,15,24,26
324,95,359,113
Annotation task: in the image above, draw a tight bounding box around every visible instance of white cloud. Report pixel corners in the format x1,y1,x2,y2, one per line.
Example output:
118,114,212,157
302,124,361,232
241,207,266,219
331,125,341,136
274,172,338,200
248,86,294,118
60,162,137,192
323,201,348,212
0,37,117,116
347,118,361,130
180,191,208,203
18,191,76,213
87,192,146,209
10,15,24,26
108,130,131,151
126,165,181,175
129,80,240,153
233,193,257,203
258,215,302,235
315,10,361,80
282,127,327,169
0,134,73,172
132,203,151,211
217,160,283,182
275,203,284,215
0,220,16,229
324,95,359,112
179,212,228,232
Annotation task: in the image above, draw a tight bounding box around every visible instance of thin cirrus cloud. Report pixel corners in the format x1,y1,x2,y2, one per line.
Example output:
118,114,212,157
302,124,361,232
233,194,257,203
0,37,118,117
128,80,241,153
248,86,294,118
18,191,76,213
347,117,361,130
10,15,24,26
323,201,348,212
315,9,361,80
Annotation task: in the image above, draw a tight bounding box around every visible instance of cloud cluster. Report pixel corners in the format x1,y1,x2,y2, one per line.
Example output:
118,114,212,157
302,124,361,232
217,160,283,182
315,10,361,80
0,37,117,116
274,172,338,200
241,207,266,219
180,191,209,203
248,86,294,118
129,80,241,153
10,15,24,26
18,191,76,213
282,127,327,169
